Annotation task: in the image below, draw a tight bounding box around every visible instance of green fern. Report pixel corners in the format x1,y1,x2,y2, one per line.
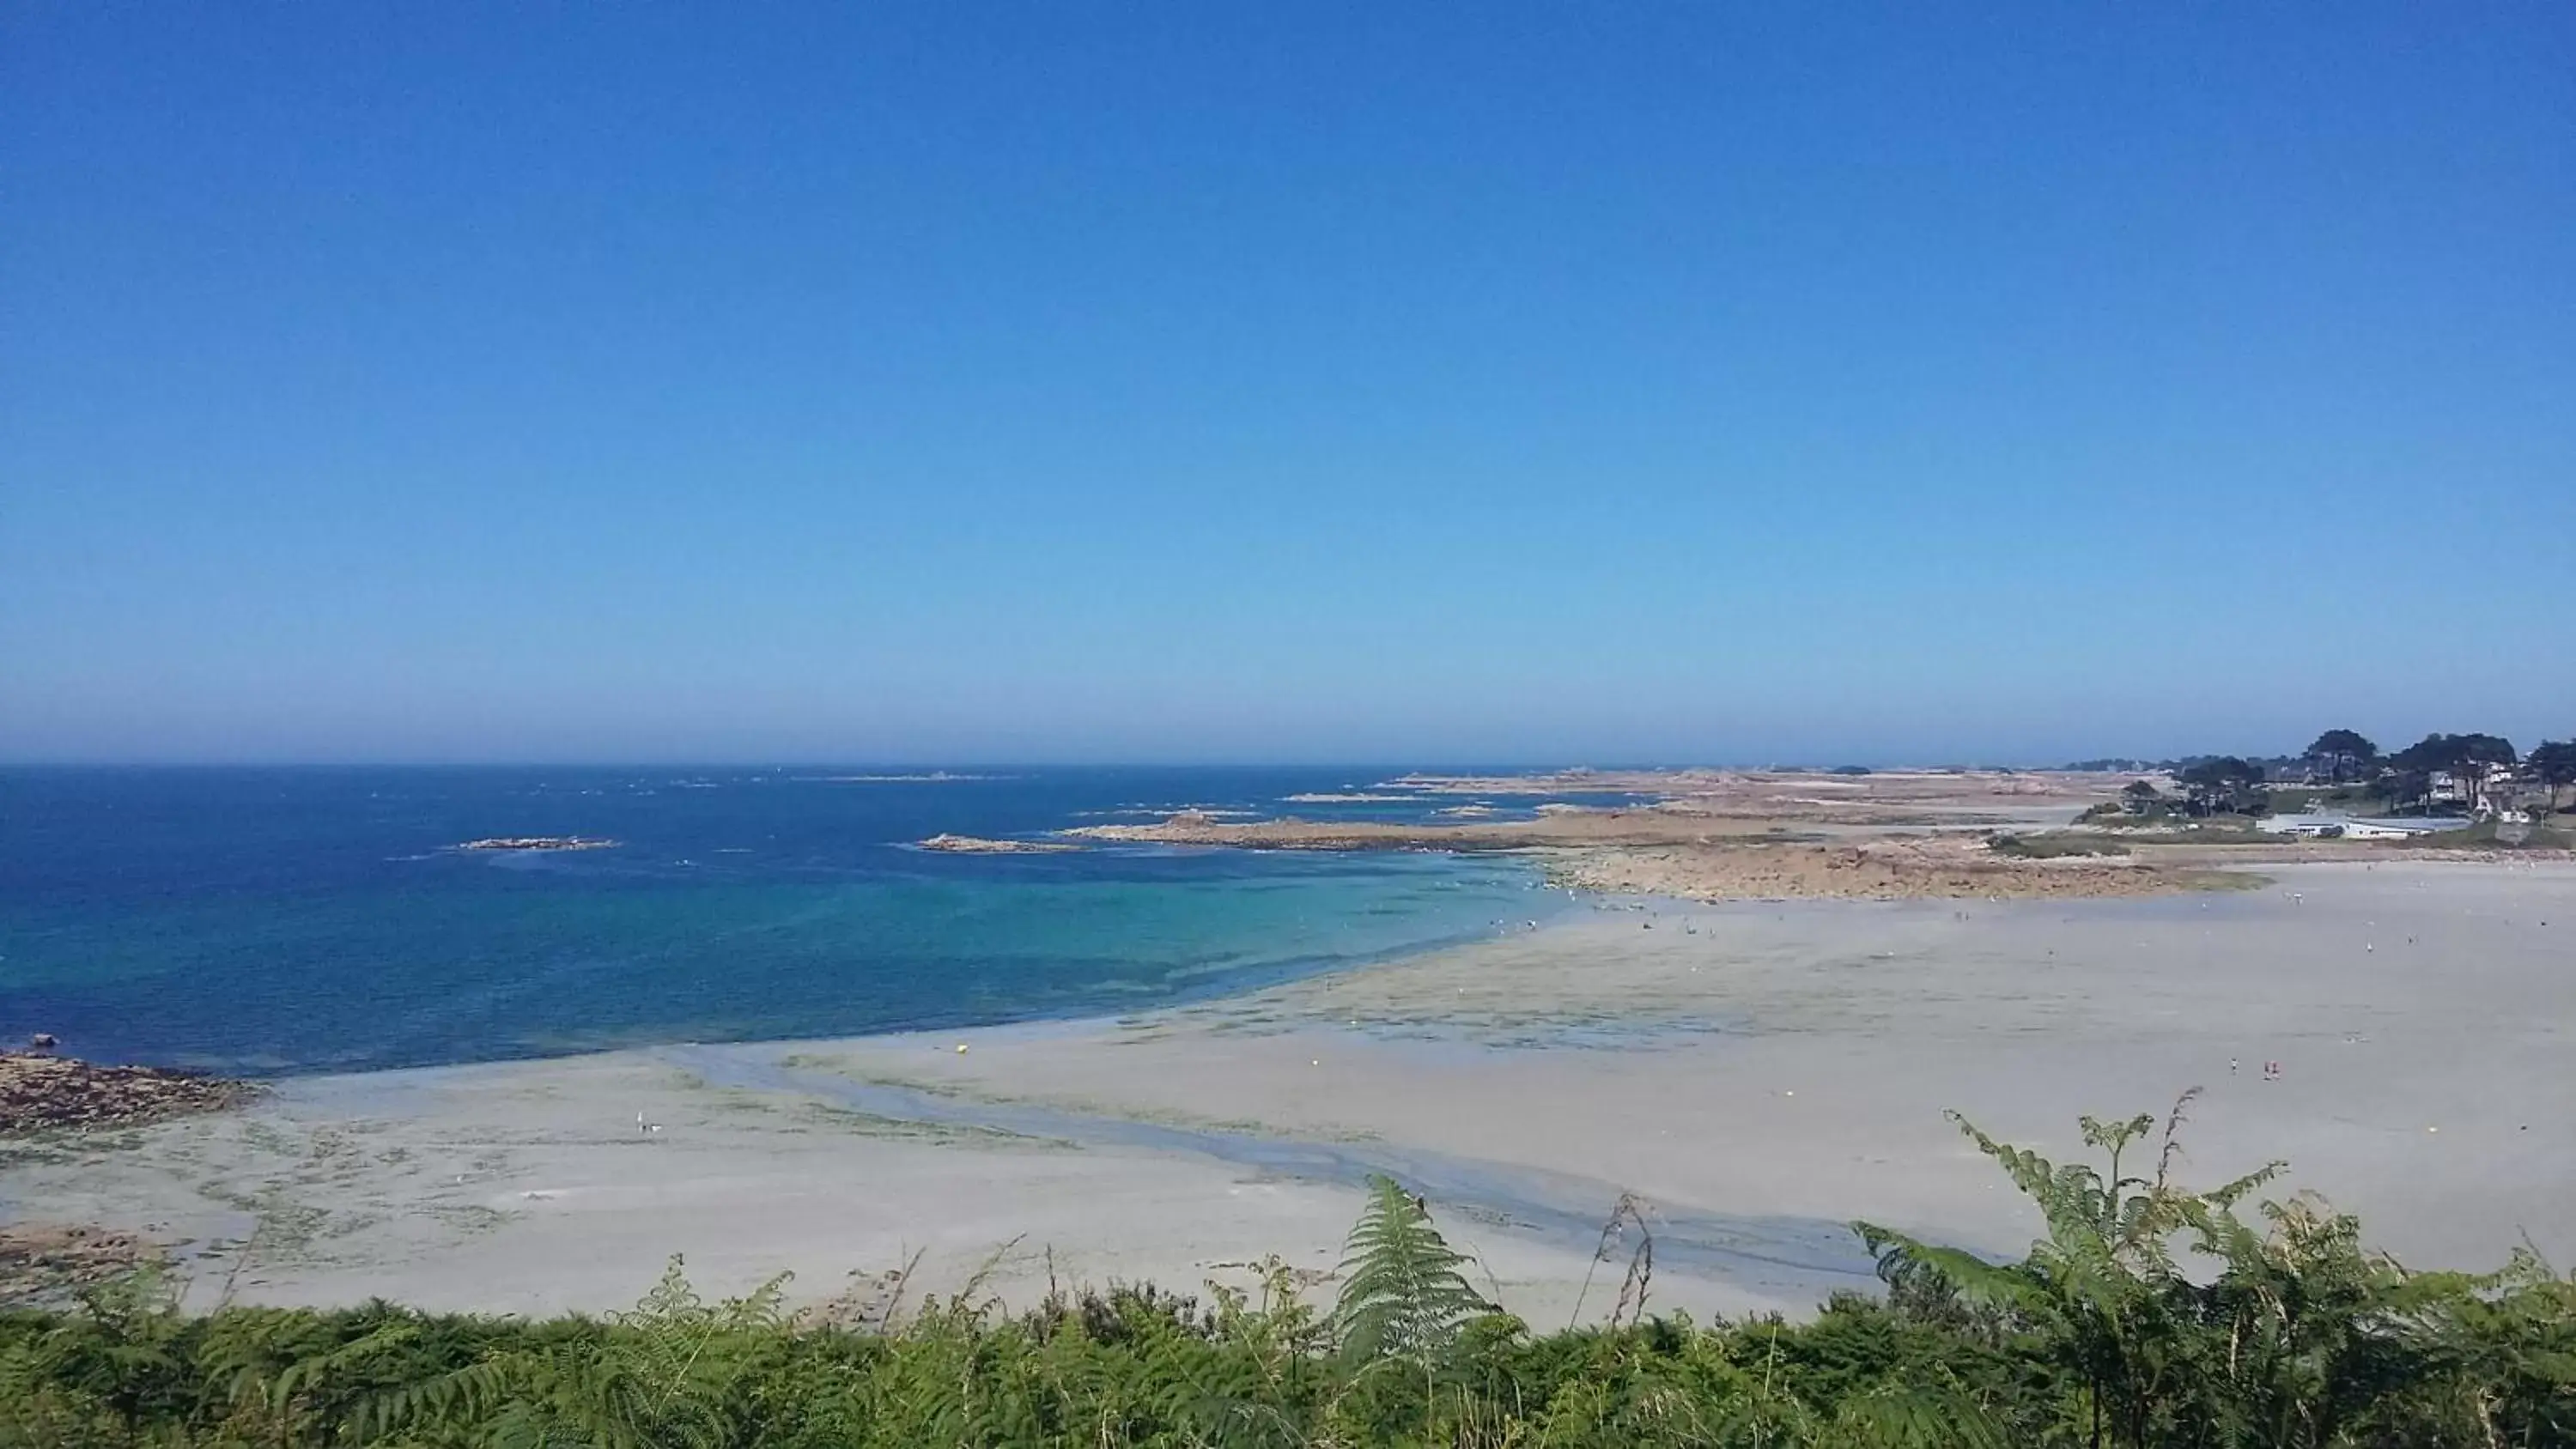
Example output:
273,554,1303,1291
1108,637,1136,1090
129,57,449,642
1856,1092,2283,1449
1820,1377,2009,1448
355,1254,790,1449
1330,1175,1495,1368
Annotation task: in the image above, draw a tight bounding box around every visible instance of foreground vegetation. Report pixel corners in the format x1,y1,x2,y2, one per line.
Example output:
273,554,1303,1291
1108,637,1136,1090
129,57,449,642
6,1100,2571,1447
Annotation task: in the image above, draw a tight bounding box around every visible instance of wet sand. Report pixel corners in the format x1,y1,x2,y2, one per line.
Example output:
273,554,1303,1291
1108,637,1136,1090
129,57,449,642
3,859,2569,1325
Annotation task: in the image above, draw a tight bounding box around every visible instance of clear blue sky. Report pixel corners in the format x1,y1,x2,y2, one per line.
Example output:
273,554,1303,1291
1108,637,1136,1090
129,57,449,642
5,4,2570,764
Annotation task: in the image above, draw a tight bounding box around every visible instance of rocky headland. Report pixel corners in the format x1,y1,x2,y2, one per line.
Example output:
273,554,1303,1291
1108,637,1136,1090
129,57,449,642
1054,771,2301,900
1060,806,1783,852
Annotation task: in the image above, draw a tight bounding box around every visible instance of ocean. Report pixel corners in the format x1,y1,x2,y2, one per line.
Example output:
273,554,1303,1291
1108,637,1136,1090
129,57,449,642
0,767,1589,1076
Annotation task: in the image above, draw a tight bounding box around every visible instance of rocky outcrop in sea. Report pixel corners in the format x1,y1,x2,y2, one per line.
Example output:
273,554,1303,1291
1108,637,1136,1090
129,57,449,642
918,834,1082,854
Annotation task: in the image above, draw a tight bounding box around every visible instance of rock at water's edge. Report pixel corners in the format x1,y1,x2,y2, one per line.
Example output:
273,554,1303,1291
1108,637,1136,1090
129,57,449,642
0,1054,256,1136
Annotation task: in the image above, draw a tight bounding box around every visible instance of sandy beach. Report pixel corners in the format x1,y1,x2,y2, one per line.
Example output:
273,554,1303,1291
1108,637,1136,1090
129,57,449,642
5,858,2571,1326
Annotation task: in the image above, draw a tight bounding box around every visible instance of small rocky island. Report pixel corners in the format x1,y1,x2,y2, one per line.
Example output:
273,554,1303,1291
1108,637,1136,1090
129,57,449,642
0,1052,255,1136
453,836,619,852
918,834,1083,854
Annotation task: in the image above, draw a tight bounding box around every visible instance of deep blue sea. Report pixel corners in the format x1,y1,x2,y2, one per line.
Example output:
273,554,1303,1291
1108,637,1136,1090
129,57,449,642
0,767,1603,1076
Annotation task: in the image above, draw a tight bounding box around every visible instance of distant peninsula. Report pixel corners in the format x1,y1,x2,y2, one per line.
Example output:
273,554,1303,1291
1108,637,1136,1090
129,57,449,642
809,772,1008,784
1056,773,2274,901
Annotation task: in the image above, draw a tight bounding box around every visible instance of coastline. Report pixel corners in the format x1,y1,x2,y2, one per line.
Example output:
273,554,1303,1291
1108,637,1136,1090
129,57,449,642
1053,768,2280,900
8,857,2572,1325
1052,765,2571,902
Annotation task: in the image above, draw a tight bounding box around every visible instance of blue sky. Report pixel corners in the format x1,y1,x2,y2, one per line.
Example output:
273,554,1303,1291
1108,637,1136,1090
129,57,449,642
4,4,2570,764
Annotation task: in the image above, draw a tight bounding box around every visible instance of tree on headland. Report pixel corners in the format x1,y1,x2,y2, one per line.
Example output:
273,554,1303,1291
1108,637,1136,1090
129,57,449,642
2531,739,2576,814
2302,729,2379,784
2176,757,2265,816
2458,733,2516,773
2119,779,2161,814
2385,769,2434,814
2390,733,2518,812
2391,732,2518,775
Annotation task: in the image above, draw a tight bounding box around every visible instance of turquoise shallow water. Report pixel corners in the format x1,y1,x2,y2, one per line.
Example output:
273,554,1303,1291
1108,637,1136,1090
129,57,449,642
0,767,1571,1074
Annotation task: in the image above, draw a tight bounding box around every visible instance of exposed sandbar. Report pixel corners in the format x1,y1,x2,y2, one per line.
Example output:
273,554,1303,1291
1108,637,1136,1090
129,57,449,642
1547,836,2256,901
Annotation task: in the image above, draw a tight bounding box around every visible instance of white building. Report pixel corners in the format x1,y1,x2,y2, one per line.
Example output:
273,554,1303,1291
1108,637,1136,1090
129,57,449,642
2257,814,2460,840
